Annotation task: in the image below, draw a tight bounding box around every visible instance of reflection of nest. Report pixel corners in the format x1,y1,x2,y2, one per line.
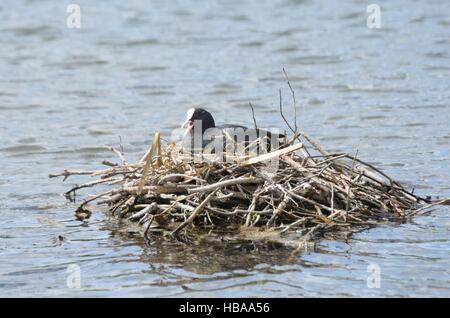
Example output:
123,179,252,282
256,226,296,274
108,219,303,275
50,130,440,245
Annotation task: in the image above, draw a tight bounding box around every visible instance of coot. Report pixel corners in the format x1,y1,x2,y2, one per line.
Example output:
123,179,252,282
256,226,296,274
180,108,285,155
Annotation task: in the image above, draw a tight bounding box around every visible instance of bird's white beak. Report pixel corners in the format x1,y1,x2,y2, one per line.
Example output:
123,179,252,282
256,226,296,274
181,118,189,129
181,108,196,138
181,119,193,138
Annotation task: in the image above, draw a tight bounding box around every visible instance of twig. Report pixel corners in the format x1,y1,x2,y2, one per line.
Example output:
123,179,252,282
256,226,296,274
249,101,258,131
282,68,298,133
106,145,127,165
171,190,218,236
188,177,263,194
49,169,96,181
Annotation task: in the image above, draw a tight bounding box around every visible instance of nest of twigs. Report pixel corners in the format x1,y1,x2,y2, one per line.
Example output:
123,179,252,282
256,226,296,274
50,130,445,244
50,75,448,245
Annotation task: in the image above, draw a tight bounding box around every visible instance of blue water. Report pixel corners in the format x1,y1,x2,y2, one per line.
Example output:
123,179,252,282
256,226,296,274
0,0,449,297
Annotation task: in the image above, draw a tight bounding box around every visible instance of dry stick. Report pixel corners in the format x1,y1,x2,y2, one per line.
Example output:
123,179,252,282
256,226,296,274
91,165,140,177
243,143,303,165
280,217,308,234
49,165,136,186
156,133,162,167
143,215,155,239
345,185,350,222
249,101,258,131
285,188,337,214
302,133,330,156
433,198,450,206
137,132,160,195
139,133,159,164
279,91,311,161
139,146,153,164
282,68,312,158
313,153,347,167
77,189,113,210
126,185,188,195
279,89,296,140
283,156,337,199
64,176,120,195
282,155,311,173
171,190,218,237
143,195,195,238
245,185,263,226
406,197,450,217
282,68,298,133
267,195,289,227
106,145,127,165
118,136,124,155
157,173,206,184
49,169,96,180
350,149,359,175
161,194,195,215
97,193,123,205
188,176,263,194
146,197,192,229
128,202,158,221
330,185,336,217
344,154,424,202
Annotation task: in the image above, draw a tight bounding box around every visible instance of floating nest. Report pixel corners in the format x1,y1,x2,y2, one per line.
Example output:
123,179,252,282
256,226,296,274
50,130,446,246
50,75,448,246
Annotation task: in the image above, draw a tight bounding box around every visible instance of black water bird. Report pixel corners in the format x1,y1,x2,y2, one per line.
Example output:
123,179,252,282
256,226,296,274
180,108,285,154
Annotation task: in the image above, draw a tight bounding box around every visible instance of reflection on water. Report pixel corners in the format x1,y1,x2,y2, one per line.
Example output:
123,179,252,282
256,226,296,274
0,0,449,297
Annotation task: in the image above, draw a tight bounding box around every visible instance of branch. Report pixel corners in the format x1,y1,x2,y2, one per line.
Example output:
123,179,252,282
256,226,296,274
248,101,258,131
171,190,218,236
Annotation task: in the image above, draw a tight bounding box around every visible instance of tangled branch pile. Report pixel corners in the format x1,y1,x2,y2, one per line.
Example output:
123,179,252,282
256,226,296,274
50,131,440,243
50,73,447,244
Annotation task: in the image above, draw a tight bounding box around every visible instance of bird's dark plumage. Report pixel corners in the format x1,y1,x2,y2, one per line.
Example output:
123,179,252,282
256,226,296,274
181,108,285,154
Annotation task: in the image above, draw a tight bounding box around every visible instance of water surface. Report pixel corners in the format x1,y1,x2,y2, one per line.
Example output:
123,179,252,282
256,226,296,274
0,0,449,297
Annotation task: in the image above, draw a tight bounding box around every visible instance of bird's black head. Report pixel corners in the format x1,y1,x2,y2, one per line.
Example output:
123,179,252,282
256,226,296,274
181,108,215,137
